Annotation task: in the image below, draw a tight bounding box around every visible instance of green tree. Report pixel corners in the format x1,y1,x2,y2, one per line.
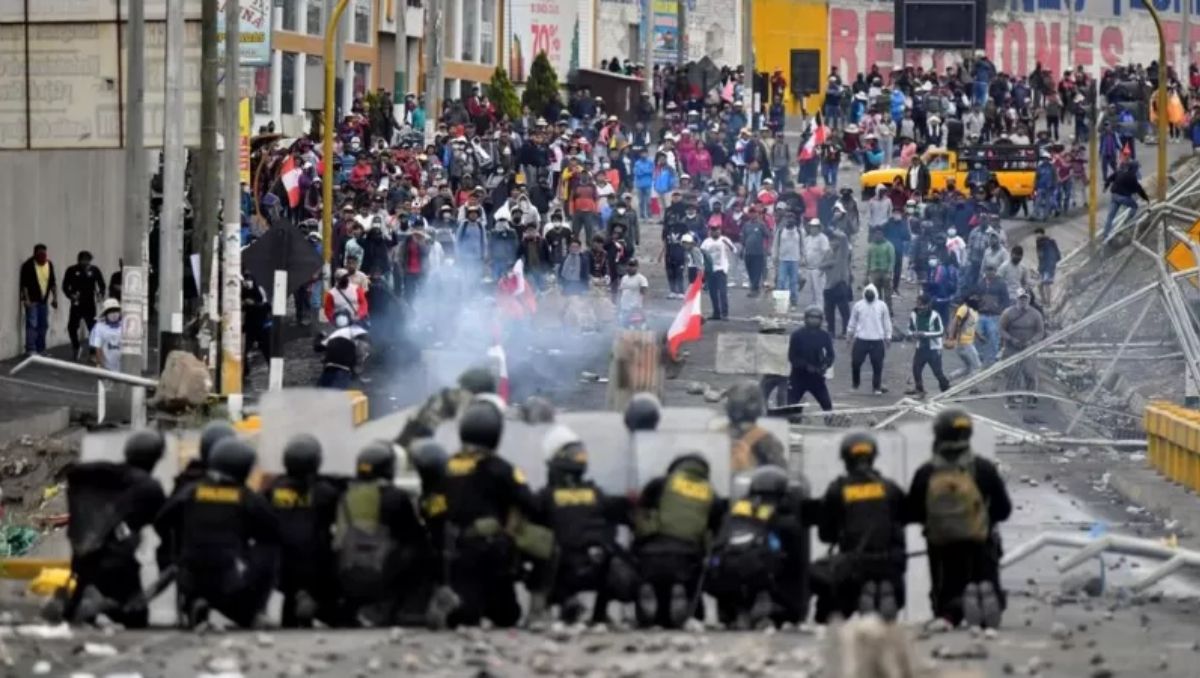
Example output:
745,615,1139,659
522,51,561,116
488,66,521,121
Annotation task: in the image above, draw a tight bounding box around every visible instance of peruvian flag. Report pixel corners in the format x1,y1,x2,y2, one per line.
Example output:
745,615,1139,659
798,121,827,161
497,259,538,319
667,271,704,360
279,155,303,207
486,341,510,403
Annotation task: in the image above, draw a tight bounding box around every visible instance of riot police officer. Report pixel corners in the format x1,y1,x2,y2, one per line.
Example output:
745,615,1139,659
442,397,543,628
155,438,279,629
334,441,429,627
707,466,811,629
632,453,726,629
624,392,662,432
532,425,635,624
261,434,340,627
726,380,786,472
907,409,1011,628
170,421,236,498
407,439,457,628
58,430,167,627
814,432,907,622
396,367,498,448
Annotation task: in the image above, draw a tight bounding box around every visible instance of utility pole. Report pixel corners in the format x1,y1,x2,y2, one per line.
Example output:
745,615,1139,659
196,0,219,308
121,0,147,380
676,0,686,67
221,0,244,410
395,0,408,100
328,0,346,118
741,0,754,127
423,0,443,137
642,0,654,97
158,0,186,361
1185,0,1193,72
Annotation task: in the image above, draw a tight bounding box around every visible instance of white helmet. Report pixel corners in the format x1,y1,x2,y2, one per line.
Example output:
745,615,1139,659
101,298,121,314
542,424,582,461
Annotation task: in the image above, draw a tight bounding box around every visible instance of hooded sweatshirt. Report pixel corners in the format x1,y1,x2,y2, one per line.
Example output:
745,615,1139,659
847,284,893,341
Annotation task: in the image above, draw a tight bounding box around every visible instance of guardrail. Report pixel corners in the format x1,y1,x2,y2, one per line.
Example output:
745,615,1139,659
1144,401,1200,491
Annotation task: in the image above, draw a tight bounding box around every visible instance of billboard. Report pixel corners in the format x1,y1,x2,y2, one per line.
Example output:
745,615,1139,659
508,0,580,82
216,0,273,67
0,2,202,149
894,0,986,49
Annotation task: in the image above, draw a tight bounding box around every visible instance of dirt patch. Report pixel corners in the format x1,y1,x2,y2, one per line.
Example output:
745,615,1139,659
0,435,78,529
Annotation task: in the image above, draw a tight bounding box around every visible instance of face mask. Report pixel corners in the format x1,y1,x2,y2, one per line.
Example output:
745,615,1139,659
864,290,877,303
335,314,350,328
947,228,957,237
928,258,939,269
105,312,120,325
617,207,627,214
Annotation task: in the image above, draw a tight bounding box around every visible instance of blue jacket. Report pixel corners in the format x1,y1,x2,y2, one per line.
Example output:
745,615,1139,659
653,166,677,195
890,91,906,124
456,220,488,261
884,217,910,250
633,158,655,190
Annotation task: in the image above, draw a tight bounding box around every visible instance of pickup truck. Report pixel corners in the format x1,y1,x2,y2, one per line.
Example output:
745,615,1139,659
859,145,1039,216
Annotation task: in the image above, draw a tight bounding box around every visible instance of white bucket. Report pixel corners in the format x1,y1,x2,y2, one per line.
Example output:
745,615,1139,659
771,290,791,315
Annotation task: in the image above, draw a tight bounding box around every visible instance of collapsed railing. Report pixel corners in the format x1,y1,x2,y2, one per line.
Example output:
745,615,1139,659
1002,531,1197,593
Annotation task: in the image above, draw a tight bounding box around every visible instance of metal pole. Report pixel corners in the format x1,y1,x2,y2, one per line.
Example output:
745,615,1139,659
159,0,186,361
423,0,443,137
642,0,654,97
1145,3,1169,201
676,0,686,67
196,0,219,313
1186,0,1193,74
1063,300,1155,435
221,0,244,408
122,0,147,379
742,0,754,126
268,270,287,391
1067,0,1076,73
1088,111,1101,242
323,0,353,290
395,0,408,102
873,279,1163,429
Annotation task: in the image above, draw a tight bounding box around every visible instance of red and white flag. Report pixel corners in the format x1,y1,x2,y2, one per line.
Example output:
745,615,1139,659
497,259,538,319
667,272,704,360
279,156,303,208
798,122,827,161
486,341,510,403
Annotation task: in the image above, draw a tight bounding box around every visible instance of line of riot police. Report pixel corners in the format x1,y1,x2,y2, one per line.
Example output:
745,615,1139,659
55,379,1009,631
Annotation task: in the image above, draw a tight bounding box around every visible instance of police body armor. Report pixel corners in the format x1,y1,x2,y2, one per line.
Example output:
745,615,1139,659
714,498,781,582
445,450,554,561
179,482,251,592
267,478,323,588
334,481,395,599
837,472,898,576
547,483,613,553
645,465,714,547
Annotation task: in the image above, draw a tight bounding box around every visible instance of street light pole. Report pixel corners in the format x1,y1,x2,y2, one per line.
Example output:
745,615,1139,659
322,0,353,291
1144,2,1169,201
1088,110,1103,242
221,0,243,406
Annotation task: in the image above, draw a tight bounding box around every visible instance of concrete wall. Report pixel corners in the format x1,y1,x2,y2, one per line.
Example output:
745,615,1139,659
595,0,741,68
0,150,131,360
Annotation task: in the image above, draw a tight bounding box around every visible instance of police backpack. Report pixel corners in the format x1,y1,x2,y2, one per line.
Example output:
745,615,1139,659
924,460,988,545
334,482,394,599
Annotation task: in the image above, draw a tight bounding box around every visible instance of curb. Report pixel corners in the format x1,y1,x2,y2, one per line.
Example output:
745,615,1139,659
1108,464,1200,539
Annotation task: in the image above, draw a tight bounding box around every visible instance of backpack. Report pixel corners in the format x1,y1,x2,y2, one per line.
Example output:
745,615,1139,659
924,461,988,545
334,482,394,599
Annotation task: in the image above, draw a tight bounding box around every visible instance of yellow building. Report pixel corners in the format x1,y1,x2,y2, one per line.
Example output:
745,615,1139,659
751,0,829,115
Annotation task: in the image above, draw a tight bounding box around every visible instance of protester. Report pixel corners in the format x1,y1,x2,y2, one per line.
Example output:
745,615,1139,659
846,283,893,396
19,244,57,357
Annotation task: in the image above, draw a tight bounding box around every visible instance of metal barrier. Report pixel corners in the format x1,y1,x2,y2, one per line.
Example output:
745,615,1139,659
1003,531,1194,592
1145,401,1200,491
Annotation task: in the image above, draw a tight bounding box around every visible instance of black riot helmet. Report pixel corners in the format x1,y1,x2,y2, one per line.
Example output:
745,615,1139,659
457,367,497,395
459,398,505,451
283,434,323,478
408,438,449,487
725,380,765,425
123,429,165,473
932,408,973,460
356,441,396,480
748,465,790,502
839,431,879,469
208,438,257,484
199,421,237,465
624,392,662,432
667,452,710,479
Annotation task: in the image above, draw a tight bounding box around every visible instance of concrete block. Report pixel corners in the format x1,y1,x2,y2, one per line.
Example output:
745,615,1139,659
714,332,790,376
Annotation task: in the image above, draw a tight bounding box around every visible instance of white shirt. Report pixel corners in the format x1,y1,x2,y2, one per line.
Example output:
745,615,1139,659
701,235,736,272
802,231,830,269
618,272,649,311
89,320,123,371
847,298,893,341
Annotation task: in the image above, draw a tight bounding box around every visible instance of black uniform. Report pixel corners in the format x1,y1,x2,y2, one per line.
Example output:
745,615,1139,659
633,456,726,628
63,461,165,628
533,478,633,623
907,454,1011,624
787,325,835,411
154,477,280,628
707,492,810,627
61,262,106,357
261,474,341,627
814,469,907,622
334,479,430,626
442,449,541,627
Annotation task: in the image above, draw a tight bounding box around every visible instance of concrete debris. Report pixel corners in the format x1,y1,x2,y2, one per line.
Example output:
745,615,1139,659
82,642,118,657
255,632,274,648
580,371,600,382
1090,670,1114,678
685,381,706,395
32,660,51,675
702,387,724,403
